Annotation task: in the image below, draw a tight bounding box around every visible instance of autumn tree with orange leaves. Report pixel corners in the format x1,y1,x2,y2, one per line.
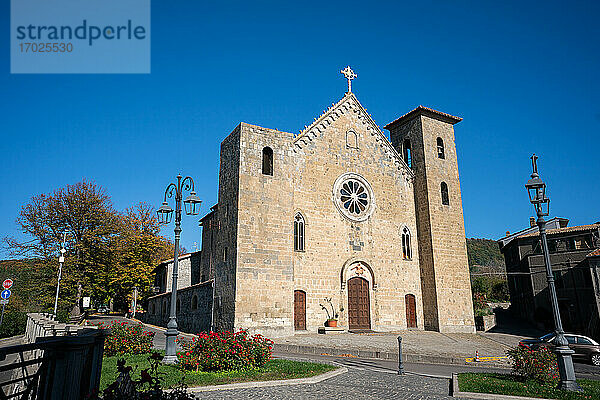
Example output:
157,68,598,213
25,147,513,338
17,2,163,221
4,180,174,315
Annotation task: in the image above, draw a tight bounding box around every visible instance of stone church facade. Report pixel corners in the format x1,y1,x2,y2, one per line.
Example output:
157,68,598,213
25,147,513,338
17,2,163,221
150,70,475,337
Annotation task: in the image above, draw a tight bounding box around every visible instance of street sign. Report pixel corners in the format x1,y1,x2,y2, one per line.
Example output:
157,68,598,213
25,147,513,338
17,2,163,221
0,299,7,305
1,290,11,300
2,279,12,290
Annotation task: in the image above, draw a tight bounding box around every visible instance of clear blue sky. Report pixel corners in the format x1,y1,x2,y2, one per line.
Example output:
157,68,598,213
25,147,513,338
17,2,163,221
1,1,599,258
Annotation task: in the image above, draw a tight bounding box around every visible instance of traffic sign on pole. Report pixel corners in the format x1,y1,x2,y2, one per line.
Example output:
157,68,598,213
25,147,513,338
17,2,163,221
2,279,12,290
0,299,7,305
1,290,11,300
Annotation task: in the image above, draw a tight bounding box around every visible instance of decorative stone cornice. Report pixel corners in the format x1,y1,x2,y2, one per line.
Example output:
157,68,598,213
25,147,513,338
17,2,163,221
293,93,414,181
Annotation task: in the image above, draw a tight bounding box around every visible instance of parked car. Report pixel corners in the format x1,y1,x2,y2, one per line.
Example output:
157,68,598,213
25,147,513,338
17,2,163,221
519,333,600,366
97,306,110,314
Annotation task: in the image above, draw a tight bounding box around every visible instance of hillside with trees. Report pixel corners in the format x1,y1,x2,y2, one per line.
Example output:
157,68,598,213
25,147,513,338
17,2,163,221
466,238,510,307
466,238,505,271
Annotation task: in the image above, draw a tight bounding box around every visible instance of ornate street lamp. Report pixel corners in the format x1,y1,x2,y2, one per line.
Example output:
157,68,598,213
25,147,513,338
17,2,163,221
158,174,201,364
53,232,67,317
525,154,581,392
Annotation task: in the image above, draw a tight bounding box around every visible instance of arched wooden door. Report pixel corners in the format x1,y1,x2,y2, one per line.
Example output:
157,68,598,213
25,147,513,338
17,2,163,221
294,290,306,330
405,294,417,328
348,277,370,330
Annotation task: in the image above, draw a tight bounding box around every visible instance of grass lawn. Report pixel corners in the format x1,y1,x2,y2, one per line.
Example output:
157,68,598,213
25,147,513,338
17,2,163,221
458,373,600,400
100,353,337,391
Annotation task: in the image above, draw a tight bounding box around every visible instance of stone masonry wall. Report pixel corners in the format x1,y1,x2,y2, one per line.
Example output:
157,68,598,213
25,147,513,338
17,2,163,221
201,93,475,336
388,113,474,333
145,281,213,333
420,115,474,333
389,117,438,330
165,256,192,291
291,94,423,332
213,126,241,331
234,123,296,337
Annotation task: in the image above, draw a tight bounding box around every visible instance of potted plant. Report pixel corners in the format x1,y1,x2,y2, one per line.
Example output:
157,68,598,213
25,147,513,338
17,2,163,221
320,298,342,327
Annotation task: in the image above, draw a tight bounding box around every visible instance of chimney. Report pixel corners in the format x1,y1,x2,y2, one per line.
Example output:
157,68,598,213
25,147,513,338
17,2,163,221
530,217,536,227
505,231,510,236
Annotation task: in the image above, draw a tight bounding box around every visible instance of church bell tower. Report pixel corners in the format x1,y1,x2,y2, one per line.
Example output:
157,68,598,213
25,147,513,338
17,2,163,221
385,106,475,333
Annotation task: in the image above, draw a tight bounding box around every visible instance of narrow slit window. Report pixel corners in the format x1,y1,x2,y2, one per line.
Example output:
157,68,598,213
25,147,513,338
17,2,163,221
294,213,305,251
441,182,449,205
437,137,445,159
262,146,273,176
403,139,412,168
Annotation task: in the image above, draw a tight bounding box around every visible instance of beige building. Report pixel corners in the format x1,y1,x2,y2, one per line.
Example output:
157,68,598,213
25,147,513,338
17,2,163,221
163,68,474,337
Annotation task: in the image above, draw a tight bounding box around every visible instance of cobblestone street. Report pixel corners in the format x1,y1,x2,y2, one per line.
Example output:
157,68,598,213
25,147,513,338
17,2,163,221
192,369,452,400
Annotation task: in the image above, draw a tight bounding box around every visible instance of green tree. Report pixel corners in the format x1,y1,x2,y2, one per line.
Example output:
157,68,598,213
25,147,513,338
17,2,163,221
109,202,173,310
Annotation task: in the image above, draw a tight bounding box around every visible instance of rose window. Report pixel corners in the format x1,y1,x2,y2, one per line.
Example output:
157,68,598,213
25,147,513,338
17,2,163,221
340,180,369,216
332,173,375,221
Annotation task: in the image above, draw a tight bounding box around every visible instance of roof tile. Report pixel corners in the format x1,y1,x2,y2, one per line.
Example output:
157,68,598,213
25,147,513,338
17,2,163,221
520,223,600,239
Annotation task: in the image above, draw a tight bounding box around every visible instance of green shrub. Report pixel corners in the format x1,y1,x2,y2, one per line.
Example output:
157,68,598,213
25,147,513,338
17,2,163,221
490,281,509,302
507,345,559,386
177,330,273,372
56,309,70,323
0,311,27,338
98,321,155,356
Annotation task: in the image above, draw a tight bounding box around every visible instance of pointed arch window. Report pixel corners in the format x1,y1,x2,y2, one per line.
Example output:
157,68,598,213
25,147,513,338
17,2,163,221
437,137,445,159
262,146,273,176
294,213,305,252
441,182,449,205
403,139,412,168
402,227,412,260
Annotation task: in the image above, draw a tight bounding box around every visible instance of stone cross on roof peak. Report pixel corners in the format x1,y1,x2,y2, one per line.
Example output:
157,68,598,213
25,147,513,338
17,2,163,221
340,66,357,93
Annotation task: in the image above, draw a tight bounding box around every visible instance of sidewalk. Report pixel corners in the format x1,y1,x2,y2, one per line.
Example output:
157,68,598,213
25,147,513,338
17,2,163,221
273,330,530,366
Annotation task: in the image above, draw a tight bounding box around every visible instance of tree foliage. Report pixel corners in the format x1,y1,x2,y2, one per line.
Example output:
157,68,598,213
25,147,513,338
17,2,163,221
471,276,510,303
3,180,174,314
466,238,505,269
110,203,173,310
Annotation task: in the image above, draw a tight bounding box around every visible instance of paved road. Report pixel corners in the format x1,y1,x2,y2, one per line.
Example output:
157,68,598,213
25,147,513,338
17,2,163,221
273,350,600,381
193,368,453,400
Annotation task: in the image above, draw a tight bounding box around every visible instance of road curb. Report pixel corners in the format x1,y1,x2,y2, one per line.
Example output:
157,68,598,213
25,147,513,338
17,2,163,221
273,343,472,366
451,373,552,400
186,367,348,392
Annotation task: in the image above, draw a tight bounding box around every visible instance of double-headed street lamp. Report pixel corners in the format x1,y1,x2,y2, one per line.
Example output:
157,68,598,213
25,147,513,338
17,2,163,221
525,154,581,392
157,174,202,364
53,232,67,317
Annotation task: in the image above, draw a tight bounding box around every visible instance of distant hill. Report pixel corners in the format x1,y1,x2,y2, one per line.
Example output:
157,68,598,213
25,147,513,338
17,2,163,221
466,238,505,271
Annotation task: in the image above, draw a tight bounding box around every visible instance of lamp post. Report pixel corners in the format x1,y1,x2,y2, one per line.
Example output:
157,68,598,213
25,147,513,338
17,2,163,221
525,154,581,392
53,232,67,317
157,174,202,364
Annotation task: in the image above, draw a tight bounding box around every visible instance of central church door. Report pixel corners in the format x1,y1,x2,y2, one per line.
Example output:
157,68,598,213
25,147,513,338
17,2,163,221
348,277,370,330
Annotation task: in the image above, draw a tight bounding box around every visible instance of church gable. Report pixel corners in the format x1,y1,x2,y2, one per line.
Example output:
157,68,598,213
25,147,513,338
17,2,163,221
293,92,414,180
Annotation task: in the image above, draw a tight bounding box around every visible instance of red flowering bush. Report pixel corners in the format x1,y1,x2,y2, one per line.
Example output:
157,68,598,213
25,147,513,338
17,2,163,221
507,344,559,386
98,321,155,356
177,330,273,372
